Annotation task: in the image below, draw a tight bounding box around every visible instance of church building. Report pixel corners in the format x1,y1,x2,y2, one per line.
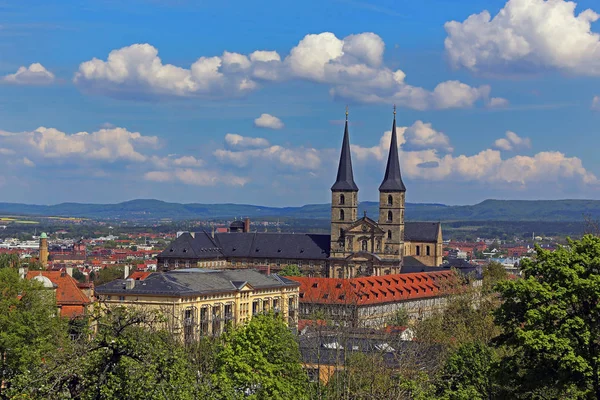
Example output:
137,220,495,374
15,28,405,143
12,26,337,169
157,110,443,278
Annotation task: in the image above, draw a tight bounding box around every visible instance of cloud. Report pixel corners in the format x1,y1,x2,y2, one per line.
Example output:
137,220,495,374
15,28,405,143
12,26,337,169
592,96,600,111
493,131,532,151
224,133,270,149
488,97,510,108
74,32,500,109
444,0,600,76
404,120,453,152
215,134,321,170
22,157,35,167
144,168,247,186
0,126,159,163
254,113,284,129
2,63,55,85
350,125,596,186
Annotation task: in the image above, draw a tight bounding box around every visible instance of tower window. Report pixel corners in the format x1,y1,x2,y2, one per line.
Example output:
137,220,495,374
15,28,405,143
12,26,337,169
340,194,345,205
387,195,393,206
416,246,421,256
362,240,368,252
339,228,344,238
426,245,431,256
340,209,345,220
387,211,393,222
387,230,392,240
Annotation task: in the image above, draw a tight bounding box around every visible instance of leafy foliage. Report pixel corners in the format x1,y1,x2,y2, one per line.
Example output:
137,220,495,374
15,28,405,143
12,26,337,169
213,313,308,399
279,264,303,277
494,235,600,399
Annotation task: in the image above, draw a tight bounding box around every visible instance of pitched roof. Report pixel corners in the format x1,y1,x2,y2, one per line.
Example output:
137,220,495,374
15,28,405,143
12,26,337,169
331,118,359,191
379,115,406,192
158,231,224,260
404,222,440,242
290,270,457,306
26,271,90,318
95,269,299,297
215,232,330,260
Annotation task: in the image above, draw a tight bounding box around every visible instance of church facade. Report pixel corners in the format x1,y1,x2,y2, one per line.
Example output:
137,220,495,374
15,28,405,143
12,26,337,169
157,111,443,278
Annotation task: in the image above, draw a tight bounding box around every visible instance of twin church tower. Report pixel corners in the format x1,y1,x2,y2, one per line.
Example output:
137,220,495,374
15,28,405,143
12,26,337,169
328,108,408,278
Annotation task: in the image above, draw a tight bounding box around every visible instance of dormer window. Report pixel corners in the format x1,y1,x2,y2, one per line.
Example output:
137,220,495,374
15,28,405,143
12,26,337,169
340,194,345,205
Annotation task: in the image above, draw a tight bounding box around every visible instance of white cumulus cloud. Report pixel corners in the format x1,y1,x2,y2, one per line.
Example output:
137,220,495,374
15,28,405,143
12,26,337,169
493,131,532,151
225,133,270,149
2,63,55,85
444,0,600,76
215,134,321,170
350,125,595,186
254,113,284,129
74,32,500,109
0,126,159,163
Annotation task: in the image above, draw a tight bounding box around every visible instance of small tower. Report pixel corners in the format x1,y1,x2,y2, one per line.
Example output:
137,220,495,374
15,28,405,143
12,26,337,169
378,107,406,262
330,108,359,257
39,232,49,267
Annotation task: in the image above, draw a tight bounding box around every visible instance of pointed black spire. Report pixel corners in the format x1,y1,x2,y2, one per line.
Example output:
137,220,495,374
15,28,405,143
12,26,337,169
379,106,406,192
331,108,358,191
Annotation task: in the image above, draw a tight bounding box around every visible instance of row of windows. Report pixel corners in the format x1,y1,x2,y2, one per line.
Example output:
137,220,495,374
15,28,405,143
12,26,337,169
339,209,395,222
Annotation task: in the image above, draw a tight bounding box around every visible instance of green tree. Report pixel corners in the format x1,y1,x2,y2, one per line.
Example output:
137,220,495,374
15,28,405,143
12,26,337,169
213,313,308,399
494,235,600,399
386,308,410,327
12,306,200,399
94,266,125,285
0,267,69,397
436,342,499,400
72,269,87,283
279,264,303,277
482,261,508,293
0,253,20,269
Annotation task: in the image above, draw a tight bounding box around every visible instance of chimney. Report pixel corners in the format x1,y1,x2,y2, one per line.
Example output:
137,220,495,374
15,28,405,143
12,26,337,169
124,265,130,279
124,278,135,290
18,267,26,280
244,218,250,233
267,263,271,276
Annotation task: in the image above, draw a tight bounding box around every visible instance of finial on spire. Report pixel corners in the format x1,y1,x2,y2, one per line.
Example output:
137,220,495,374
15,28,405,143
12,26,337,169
393,104,396,117
345,105,349,121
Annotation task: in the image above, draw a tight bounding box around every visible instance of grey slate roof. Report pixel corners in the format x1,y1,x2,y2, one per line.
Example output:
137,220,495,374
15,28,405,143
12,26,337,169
404,222,440,242
158,231,224,260
379,116,406,192
159,224,437,263
215,232,330,260
95,268,298,296
331,119,359,192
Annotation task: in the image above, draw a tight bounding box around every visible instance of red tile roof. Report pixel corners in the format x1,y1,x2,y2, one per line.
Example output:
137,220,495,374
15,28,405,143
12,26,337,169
128,271,152,281
26,270,91,318
289,271,458,306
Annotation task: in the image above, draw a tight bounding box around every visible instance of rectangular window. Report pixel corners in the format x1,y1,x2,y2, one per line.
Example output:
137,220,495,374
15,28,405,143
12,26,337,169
416,246,421,256
426,245,431,256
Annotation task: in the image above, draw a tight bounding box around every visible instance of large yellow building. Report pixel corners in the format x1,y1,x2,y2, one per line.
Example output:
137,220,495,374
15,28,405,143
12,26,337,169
94,269,300,343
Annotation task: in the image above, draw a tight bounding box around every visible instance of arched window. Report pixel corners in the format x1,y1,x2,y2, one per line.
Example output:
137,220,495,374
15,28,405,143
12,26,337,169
387,211,393,222
387,195,393,205
340,209,345,220
362,240,368,252
426,245,431,256
416,246,421,256
387,230,392,240
339,228,344,240
339,194,345,205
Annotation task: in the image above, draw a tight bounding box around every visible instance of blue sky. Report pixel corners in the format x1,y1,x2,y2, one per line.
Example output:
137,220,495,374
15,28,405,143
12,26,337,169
1,0,600,206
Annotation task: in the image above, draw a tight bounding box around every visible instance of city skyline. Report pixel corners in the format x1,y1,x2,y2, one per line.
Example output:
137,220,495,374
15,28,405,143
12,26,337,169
1,0,600,206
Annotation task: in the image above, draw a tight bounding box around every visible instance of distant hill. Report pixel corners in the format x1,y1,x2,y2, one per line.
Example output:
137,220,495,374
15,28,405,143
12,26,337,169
0,199,599,222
